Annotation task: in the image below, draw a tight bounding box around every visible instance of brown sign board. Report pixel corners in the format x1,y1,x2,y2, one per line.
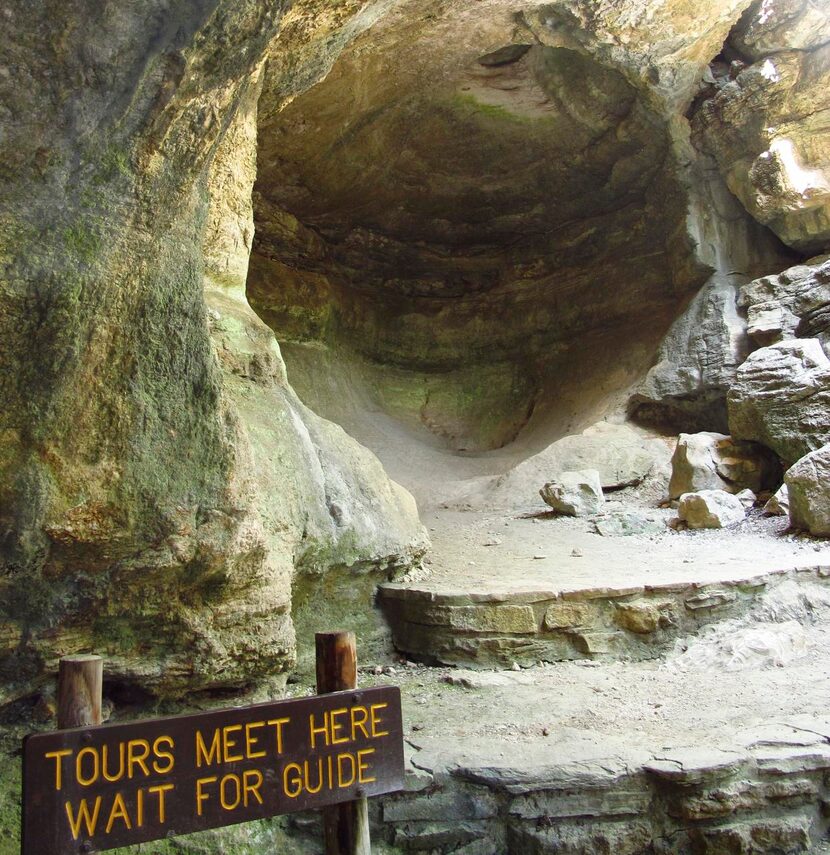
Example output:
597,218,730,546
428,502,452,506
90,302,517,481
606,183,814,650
23,686,404,854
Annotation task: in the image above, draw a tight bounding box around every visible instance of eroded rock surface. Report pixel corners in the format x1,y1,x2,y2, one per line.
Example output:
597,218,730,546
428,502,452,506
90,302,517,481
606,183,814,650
728,339,830,465
669,431,781,499
741,254,830,348
251,0,783,451
693,0,830,253
786,445,830,537
0,0,426,701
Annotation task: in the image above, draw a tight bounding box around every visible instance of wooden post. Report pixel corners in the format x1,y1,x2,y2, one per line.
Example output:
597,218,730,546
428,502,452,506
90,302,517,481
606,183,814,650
315,632,371,855
57,654,103,729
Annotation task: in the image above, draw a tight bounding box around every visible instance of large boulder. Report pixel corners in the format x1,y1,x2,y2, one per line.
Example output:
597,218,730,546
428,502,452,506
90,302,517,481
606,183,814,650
669,431,780,499
740,255,830,349
727,339,830,465
785,445,830,536
677,490,746,530
540,470,604,518
457,422,671,511
692,1,830,254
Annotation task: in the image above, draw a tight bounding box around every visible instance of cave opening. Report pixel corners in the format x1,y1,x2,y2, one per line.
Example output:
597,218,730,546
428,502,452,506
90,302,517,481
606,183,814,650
247,23,716,507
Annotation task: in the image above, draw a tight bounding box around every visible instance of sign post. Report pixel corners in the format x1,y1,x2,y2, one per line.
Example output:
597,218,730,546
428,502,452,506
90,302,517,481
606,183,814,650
23,642,403,854
315,631,371,855
57,655,103,731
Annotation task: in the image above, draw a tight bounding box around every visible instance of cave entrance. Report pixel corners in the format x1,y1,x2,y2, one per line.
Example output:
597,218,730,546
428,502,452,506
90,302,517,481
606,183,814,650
248,17,705,505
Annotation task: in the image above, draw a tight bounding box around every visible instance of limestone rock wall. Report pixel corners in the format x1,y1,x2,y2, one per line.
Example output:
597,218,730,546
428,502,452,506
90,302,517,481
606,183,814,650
249,0,818,449
694,0,830,254
0,0,426,702
2,0,830,704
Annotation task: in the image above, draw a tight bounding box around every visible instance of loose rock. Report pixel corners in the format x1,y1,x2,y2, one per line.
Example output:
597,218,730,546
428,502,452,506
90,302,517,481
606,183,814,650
677,490,746,530
785,445,830,536
540,470,604,517
764,485,790,517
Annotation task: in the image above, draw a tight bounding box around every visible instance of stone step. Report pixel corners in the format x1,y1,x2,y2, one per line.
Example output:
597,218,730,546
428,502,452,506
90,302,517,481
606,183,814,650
281,654,830,854
379,563,830,668
380,716,830,854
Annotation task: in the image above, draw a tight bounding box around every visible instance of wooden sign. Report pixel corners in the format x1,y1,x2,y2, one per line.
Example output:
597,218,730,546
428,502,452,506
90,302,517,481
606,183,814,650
22,686,404,854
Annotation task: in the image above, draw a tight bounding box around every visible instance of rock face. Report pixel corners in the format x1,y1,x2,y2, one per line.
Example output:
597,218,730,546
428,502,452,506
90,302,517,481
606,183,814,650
692,0,830,253
740,255,830,348
540,470,604,518
668,432,780,499
1,0,829,707
727,339,830,465
250,0,784,452
0,0,426,701
678,491,746,529
785,445,830,536
472,422,670,511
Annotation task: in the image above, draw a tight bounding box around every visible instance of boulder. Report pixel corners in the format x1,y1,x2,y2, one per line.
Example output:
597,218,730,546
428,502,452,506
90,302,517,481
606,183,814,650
677,490,746,529
785,446,830,536
764,484,790,517
740,255,830,349
668,431,780,498
466,422,670,511
540,470,604,517
735,489,757,510
727,339,830,464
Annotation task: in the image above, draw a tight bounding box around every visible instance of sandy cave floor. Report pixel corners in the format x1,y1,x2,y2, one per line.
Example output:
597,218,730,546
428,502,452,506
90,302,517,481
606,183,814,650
283,345,830,760
410,506,830,596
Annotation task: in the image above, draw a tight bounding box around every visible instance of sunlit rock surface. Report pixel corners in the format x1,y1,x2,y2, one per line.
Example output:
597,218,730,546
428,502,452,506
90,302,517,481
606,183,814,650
693,0,830,253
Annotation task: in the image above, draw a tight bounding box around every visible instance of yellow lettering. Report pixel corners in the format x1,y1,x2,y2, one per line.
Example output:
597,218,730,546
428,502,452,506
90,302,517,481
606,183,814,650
105,792,131,834
195,729,221,768
243,769,264,806
65,797,102,840
137,787,144,828
222,724,243,763
46,749,72,791
337,752,356,788
283,763,302,798
220,774,241,810
127,739,150,779
152,735,175,774
102,743,125,783
357,748,376,784
267,717,290,755
370,703,389,738
329,708,349,745
148,783,173,824
350,706,369,740
76,746,100,787
196,777,217,816
245,721,266,759
308,712,328,749
304,758,323,795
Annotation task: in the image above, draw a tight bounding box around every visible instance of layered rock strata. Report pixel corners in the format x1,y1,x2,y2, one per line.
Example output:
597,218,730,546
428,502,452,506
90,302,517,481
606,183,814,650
0,0,426,701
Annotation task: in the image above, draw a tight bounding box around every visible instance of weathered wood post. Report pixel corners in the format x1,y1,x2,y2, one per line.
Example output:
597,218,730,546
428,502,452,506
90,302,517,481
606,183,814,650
57,654,103,729
315,631,372,855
